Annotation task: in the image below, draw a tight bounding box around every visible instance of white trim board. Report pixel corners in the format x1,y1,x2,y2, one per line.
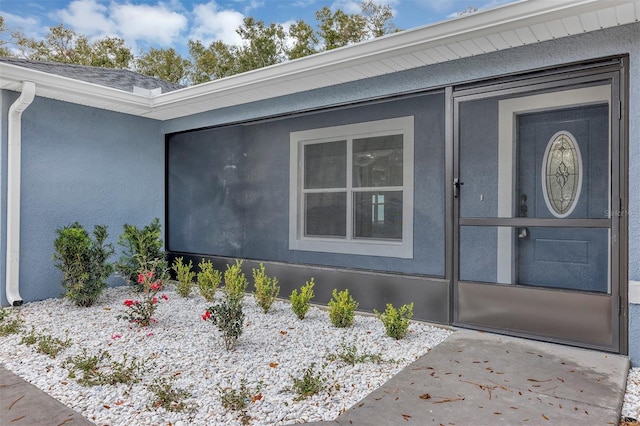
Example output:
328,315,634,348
630,281,640,305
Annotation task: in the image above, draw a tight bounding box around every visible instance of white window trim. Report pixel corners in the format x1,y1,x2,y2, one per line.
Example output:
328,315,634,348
289,116,414,258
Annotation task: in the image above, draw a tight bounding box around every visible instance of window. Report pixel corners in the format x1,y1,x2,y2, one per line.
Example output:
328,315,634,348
289,116,414,258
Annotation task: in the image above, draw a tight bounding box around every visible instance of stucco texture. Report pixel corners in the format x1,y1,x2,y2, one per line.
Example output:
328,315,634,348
0,93,164,305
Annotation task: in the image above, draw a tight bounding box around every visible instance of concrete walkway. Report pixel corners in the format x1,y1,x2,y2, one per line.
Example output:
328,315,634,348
1,330,629,425
313,330,629,425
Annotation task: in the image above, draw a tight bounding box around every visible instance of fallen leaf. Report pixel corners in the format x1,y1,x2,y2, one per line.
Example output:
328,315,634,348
103,405,110,409
269,362,279,368
61,381,68,385
402,414,411,420
419,393,431,400
494,412,502,415
542,414,549,420
103,307,111,311
279,330,287,335
115,400,125,406
527,378,552,383
250,393,262,402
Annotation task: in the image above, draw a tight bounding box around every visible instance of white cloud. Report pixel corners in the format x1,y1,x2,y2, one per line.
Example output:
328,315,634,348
111,3,187,46
56,0,115,36
190,2,244,46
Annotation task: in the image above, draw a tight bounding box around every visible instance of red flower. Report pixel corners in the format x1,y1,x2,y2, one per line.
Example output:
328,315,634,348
161,294,168,301
202,310,211,321
151,282,160,291
146,271,154,278
124,299,135,307
151,297,158,304
137,274,145,284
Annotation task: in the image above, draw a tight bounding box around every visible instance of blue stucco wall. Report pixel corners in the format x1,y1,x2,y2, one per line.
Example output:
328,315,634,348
631,303,640,366
168,92,446,276
0,93,164,305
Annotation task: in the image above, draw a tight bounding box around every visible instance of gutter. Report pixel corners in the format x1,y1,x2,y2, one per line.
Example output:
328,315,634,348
5,81,35,306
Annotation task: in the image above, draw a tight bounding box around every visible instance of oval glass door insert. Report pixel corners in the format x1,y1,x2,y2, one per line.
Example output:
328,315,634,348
541,131,583,218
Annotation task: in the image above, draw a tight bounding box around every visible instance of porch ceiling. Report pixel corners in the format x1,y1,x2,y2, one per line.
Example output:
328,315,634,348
1,0,638,121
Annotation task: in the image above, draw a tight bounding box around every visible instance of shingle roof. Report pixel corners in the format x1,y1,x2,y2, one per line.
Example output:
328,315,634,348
0,57,184,93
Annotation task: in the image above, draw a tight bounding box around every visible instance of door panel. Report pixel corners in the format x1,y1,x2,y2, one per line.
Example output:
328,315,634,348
454,82,619,352
516,105,609,292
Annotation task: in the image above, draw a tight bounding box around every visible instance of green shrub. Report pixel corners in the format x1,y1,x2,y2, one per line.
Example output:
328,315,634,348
223,260,248,304
290,278,315,320
197,259,221,302
375,303,414,340
328,288,358,328
203,299,245,351
326,337,384,365
64,349,147,387
53,222,114,307
252,263,280,313
116,218,168,286
172,257,196,298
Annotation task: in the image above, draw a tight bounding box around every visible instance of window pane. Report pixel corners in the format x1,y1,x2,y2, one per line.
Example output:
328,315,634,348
353,135,403,187
304,141,346,189
305,192,346,237
354,191,402,239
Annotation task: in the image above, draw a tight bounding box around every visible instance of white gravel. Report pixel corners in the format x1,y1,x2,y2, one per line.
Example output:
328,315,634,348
0,285,452,425
623,367,640,420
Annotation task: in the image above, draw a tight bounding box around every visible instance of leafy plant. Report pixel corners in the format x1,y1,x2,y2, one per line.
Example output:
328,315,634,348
223,259,248,304
328,288,358,328
375,302,414,340
53,222,114,307
326,337,384,365
148,377,193,412
252,263,280,313
197,259,222,302
218,379,262,425
203,298,245,351
117,271,168,327
20,328,71,358
290,362,327,400
116,218,168,286
290,278,315,320
0,308,22,336
172,256,196,298
64,349,147,387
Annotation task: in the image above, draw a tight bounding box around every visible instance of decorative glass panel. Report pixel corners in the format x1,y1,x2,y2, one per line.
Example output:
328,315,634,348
542,131,582,218
304,141,346,189
305,192,346,237
353,135,403,187
354,191,402,239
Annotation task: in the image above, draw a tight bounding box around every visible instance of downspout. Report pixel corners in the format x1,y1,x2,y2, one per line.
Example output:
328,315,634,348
5,81,35,306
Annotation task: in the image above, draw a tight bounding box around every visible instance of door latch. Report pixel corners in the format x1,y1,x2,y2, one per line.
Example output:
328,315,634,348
453,178,464,198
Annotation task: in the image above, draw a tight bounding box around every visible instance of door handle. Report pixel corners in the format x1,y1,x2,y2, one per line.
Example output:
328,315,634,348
453,178,464,198
518,227,528,239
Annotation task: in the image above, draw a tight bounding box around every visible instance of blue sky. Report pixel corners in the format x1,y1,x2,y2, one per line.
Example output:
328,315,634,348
0,0,515,56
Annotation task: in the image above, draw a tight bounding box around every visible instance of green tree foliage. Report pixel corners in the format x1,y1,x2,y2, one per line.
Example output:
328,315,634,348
1,0,399,85
135,47,189,84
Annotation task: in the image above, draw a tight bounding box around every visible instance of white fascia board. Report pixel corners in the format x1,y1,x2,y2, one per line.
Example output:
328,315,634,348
148,0,629,120
1,63,152,115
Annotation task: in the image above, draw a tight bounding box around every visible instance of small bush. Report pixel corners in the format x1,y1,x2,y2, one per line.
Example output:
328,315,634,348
290,363,327,401
0,308,22,336
252,263,280,314
53,222,114,307
116,218,168,286
172,257,196,298
375,302,414,340
290,278,315,320
148,377,193,412
223,260,248,304
197,259,222,302
203,299,245,351
328,288,358,328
